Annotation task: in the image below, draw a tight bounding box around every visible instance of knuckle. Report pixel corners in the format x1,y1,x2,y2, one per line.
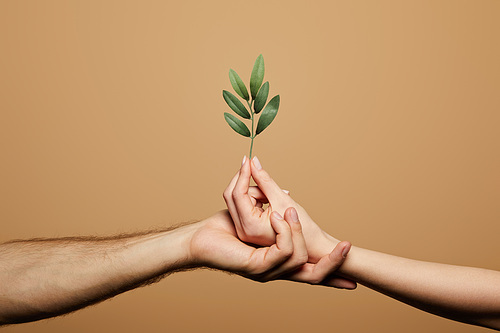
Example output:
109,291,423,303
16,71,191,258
223,189,231,201
295,253,308,267
244,258,267,276
231,190,242,200
259,172,272,183
250,265,267,276
281,246,294,259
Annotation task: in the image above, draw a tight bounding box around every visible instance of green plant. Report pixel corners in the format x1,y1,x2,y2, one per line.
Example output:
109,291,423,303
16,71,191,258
223,54,280,158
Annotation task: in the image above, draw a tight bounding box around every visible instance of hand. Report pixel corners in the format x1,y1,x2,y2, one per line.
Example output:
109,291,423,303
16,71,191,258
222,156,276,247
189,209,303,281
224,156,340,263
189,209,355,288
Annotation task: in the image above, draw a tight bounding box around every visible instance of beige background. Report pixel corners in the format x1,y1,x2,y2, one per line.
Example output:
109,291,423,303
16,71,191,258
1,1,499,332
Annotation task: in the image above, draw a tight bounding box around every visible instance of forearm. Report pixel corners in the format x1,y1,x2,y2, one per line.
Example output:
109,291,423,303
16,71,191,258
0,222,199,325
338,246,500,329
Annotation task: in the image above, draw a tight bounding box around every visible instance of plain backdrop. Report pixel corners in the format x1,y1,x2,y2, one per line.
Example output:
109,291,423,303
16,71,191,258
1,1,499,332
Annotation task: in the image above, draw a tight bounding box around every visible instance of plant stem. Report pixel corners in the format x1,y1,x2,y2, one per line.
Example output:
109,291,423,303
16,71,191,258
247,100,255,158
249,136,254,159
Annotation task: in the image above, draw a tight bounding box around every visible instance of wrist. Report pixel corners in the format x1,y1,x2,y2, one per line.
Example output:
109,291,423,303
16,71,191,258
169,220,205,269
292,205,340,262
185,210,230,268
307,231,340,263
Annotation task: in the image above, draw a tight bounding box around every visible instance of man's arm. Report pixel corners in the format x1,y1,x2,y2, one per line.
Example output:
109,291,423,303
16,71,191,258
228,156,500,330
0,222,199,324
0,209,351,325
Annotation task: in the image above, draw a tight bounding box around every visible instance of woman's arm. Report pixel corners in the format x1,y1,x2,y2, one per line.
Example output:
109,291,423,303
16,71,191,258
337,246,500,330
228,156,500,330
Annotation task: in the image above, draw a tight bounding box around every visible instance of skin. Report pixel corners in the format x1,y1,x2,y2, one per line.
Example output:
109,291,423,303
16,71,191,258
226,156,500,331
224,156,346,263
224,155,356,289
0,209,352,326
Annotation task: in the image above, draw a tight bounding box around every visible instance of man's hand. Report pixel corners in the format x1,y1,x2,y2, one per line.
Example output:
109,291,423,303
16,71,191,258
189,209,304,281
0,206,352,326
189,208,355,288
224,156,342,263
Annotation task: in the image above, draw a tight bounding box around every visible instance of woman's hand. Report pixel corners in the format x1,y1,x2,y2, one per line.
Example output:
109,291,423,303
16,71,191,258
224,156,341,263
190,208,356,289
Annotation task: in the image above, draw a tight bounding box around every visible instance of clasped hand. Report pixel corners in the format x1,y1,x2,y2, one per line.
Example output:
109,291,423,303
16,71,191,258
191,156,356,289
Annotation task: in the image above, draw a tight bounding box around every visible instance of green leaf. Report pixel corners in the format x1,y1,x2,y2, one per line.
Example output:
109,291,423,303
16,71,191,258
253,81,269,114
224,113,251,137
250,54,265,99
223,90,250,119
256,95,280,135
229,69,249,101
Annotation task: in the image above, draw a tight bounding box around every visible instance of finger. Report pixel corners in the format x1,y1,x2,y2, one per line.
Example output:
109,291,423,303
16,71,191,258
283,265,356,289
245,211,294,275
223,160,244,227
247,186,287,202
248,186,269,203
250,156,288,204
287,241,352,285
233,157,256,217
248,187,279,211
310,241,351,280
323,276,357,289
248,188,268,209
263,208,309,280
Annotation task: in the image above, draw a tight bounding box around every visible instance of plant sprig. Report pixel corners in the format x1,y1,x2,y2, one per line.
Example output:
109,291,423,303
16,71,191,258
223,54,280,158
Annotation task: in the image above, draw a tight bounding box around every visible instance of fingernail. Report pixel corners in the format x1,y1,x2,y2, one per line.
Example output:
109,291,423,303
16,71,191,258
272,211,283,220
282,189,290,195
252,156,262,170
341,244,351,258
242,156,247,166
290,208,299,223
